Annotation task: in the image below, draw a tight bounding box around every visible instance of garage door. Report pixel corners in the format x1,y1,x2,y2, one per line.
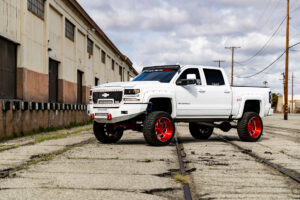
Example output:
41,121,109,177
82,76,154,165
0,37,17,99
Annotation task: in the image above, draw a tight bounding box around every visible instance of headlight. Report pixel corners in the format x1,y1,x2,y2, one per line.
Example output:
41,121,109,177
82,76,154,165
124,89,140,95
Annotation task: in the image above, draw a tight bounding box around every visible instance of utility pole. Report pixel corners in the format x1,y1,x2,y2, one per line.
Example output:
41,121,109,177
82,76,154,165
213,60,225,68
292,72,294,113
225,47,240,86
284,0,290,120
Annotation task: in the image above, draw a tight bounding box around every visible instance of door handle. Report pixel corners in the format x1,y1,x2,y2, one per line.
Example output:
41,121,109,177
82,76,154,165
224,90,231,94
198,89,206,93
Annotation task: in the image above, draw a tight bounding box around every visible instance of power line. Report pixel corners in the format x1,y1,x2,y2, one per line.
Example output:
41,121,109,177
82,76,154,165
238,16,286,64
236,41,300,79
213,60,225,68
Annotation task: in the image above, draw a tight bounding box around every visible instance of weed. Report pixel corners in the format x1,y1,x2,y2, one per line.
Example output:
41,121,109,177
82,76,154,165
173,174,190,184
0,121,92,143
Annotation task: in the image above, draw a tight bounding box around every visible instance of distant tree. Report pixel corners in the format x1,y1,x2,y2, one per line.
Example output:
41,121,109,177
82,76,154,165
263,81,268,86
271,93,279,108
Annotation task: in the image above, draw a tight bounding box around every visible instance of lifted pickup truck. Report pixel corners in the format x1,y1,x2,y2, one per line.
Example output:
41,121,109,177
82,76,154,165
88,65,273,146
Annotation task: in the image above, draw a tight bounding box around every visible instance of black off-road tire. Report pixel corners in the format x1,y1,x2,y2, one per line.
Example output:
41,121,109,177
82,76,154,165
143,111,175,146
189,123,214,139
93,122,123,143
237,112,263,142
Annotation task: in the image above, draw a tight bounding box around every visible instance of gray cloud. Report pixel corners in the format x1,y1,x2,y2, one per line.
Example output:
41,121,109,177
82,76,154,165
78,0,300,94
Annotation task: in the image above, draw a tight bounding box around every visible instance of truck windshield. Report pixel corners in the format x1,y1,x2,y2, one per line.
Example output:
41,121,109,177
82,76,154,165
133,69,177,83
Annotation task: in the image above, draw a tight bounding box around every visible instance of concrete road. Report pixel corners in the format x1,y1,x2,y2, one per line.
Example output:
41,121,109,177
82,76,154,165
0,114,299,200
177,114,300,199
0,126,183,200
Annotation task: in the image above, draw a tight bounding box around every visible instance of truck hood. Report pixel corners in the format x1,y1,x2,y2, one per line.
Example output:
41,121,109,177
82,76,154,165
94,81,162,89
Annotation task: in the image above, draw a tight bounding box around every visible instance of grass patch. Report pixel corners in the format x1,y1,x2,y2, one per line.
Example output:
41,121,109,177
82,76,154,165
173,174,190,184
0,121,92,143
280,149,285,154
34,127,91,143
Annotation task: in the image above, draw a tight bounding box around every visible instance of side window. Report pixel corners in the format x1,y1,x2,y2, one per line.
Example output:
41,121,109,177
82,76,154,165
203,69,225,86
177,68,201,85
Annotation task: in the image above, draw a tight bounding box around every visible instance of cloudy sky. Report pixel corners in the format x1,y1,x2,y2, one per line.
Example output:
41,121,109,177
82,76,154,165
77,0,300,94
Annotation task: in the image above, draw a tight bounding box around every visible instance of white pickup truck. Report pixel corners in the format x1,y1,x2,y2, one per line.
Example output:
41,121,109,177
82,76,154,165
88,65,273,146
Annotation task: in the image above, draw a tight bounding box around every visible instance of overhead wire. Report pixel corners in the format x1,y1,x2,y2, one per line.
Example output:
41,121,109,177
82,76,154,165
237,16,286,64
235,41,300,79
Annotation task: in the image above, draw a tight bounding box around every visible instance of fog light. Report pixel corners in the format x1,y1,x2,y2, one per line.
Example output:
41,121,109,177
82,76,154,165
124,98,140,102
107,113,112,120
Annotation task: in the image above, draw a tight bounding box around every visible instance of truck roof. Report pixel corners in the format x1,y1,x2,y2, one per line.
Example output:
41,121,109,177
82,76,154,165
142,65,222,72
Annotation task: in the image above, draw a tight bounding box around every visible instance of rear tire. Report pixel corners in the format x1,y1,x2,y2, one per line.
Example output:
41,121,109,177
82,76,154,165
237,112,263,142
143,111,175,146
189,123,214,139
93,122,123,143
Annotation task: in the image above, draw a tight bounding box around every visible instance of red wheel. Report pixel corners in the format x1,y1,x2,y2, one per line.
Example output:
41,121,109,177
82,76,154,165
143,111,175,146
247,116,262,139
155,117,174,142
237,112,263,142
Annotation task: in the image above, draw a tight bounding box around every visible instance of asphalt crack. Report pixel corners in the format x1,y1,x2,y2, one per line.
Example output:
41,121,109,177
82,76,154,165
0,138,94,179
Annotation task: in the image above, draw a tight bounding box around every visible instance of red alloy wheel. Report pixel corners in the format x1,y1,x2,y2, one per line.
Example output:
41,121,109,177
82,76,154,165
247,116,262,139
154,117,173,142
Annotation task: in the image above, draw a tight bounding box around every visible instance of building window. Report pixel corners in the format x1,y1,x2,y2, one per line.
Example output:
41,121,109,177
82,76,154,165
112,59,115,70
27,0,45,19
65,19,75,41
128,71,130,81
95,77,99,86
87,38,93,55
101,50,106,64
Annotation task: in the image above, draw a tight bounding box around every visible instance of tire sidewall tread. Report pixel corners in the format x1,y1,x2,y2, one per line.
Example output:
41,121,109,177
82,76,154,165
143,111,175,146
237,112,263,142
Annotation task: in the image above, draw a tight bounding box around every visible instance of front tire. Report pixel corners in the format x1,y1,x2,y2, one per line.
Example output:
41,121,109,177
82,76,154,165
93,122,123,143
143,111,175,146
189,123,214,139
237,112,263,142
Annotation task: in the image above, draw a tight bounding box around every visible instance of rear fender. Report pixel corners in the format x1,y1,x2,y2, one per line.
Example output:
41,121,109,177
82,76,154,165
236,97,264,119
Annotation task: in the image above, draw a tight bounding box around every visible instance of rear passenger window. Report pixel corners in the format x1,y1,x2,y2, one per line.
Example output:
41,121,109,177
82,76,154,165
203,69,225,86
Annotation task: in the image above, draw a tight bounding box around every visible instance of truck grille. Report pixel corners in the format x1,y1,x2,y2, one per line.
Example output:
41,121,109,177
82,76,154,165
93,91,123,105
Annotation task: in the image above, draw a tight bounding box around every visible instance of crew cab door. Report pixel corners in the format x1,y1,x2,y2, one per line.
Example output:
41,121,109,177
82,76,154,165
175,68,203,117
199,68,232,117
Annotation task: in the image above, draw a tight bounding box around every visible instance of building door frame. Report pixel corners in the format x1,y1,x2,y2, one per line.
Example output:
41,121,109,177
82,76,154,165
49,58,59,103
0,36,17,99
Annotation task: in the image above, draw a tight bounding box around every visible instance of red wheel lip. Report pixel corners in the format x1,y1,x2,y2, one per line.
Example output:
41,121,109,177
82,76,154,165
155,117,173,142
248,116,262,139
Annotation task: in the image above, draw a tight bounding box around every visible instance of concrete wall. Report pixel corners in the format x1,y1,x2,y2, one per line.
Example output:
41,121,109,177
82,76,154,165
276,95,300,113
0,100,89,138
0,0,137,105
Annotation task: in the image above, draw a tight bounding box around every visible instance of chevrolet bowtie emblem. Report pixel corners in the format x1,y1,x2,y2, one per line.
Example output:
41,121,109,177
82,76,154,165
102,93,110,98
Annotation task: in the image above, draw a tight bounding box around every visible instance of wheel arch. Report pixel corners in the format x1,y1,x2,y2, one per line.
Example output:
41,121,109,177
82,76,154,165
236,97,264,118
144,94,176,118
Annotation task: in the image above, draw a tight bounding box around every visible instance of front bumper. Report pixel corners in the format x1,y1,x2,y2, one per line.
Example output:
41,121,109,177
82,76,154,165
88,103,148,123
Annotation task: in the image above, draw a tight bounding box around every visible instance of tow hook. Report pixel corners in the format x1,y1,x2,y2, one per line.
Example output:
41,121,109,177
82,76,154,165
90,113,95,121
107,113,112,120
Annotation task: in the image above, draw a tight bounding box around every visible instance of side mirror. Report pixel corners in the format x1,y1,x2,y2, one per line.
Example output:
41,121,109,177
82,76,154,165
177,74,197,86
187,74,196,80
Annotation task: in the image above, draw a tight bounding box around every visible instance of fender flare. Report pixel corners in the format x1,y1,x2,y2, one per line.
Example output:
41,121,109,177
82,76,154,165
236,96,265,119
143,93,177,118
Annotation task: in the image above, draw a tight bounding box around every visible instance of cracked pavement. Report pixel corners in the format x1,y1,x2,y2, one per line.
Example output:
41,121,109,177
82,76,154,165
0,114,299,199
0,126,183,200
